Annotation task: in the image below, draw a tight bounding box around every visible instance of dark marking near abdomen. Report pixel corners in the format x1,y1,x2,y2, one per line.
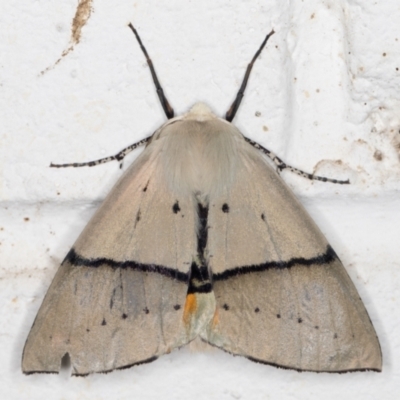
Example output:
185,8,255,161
187,261,212,294
186,203,213,295
197,202,208,256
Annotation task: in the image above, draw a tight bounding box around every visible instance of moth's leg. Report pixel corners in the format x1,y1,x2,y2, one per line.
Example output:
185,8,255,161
50,136,151,169
245,137,350,185
128,23,174,120
225,30,275,122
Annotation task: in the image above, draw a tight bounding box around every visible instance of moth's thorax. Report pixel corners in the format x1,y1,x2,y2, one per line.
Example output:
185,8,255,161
156,105,243,198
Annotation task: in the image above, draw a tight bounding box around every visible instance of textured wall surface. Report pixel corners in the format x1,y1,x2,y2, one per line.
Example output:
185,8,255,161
1,0,399,399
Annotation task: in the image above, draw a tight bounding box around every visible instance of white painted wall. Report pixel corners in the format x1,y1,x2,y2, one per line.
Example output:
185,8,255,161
1,0,399,399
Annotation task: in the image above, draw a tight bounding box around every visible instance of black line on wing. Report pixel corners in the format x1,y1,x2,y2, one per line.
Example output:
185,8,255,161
70,356,159,376
23,370,58,375
213,245,337,281
245,355,381,373
202,340,381,373
64,249,189,283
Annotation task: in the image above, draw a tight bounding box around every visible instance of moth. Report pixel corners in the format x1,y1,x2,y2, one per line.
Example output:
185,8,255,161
22,24,382,376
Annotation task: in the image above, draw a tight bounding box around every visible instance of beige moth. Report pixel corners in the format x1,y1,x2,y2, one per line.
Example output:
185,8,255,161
22,24,382,376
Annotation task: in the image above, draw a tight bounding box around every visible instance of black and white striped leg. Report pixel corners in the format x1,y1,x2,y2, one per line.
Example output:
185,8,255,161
245,137,350,185
50,136,151,169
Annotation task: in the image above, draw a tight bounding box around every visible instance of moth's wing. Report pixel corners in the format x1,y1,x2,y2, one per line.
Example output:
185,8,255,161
22,139,197,375
203,142,382,372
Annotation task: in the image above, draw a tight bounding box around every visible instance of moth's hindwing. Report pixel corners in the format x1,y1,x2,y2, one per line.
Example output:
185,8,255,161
22,139,198,375
202,143,382,372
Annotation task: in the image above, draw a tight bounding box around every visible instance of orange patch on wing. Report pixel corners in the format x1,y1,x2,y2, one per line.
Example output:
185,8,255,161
183,294,197,324
212,309,219,327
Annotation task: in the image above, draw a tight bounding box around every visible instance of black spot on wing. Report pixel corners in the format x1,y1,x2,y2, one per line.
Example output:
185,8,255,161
143,307,149,314
135,209,141,226
298,318,303,323
222,203,229,213
173,201,181,213
255,307,260,313
101,318,107,326
261,213,265,221
110,287,117,309
223,304,229,311
122,313,128,319
174,304,181,310
277,314,281,318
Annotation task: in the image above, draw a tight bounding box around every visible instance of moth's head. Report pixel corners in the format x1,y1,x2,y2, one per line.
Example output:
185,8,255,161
184,103,217,122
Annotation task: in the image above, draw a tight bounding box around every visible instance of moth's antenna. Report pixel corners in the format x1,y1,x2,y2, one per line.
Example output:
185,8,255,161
225,30,275,122
128,23,174,119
